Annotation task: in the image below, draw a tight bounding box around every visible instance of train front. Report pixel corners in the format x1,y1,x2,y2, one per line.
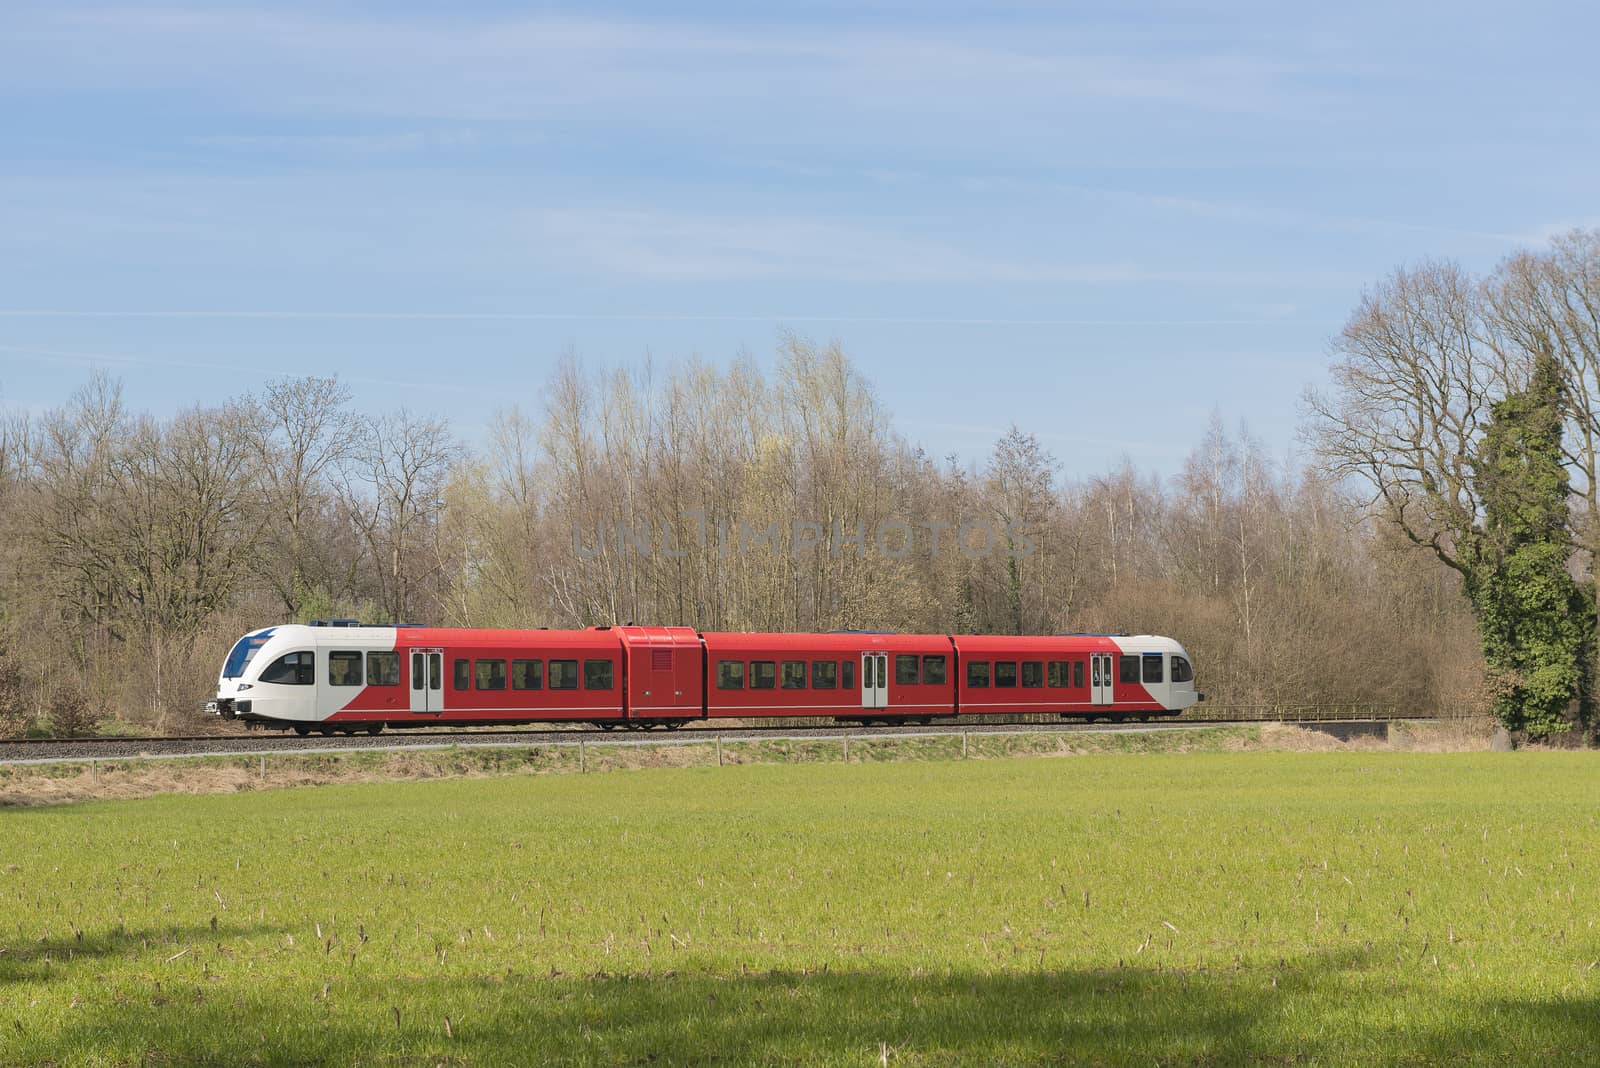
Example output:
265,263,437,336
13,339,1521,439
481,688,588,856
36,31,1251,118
1156,636,1204,712
208,626,315,725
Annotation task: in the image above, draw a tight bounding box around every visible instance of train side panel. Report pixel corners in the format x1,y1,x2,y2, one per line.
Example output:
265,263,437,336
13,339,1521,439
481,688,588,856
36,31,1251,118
611,625,704,721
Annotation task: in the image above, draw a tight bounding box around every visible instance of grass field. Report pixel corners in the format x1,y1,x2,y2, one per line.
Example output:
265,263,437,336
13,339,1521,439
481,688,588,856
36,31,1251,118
2,752,1598,1065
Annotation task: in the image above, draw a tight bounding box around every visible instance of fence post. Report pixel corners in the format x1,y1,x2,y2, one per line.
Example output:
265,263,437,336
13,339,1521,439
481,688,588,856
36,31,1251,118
716,734,723,767
259,754,266,782
843,735,850,763
962,731,968,759
580,737,587,773
89,759,95,782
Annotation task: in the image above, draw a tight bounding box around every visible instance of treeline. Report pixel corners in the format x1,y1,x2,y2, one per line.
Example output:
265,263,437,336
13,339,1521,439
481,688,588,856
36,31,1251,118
0,334,1478,733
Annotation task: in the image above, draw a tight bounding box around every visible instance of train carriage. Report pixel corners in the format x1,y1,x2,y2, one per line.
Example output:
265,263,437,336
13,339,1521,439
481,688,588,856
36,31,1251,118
951,634,1196,720
700,631,956,723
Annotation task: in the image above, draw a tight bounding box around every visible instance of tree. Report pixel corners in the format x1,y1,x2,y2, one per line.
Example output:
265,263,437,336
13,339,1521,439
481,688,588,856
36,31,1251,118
246,376,360,618
1470,350,1593,732
339,409,459,623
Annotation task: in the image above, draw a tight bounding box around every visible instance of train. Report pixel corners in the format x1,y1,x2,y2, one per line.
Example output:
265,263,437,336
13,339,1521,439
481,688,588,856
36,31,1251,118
209,622,1203,735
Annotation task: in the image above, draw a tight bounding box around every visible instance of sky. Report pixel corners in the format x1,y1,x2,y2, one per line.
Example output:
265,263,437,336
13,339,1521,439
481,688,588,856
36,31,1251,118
1,1,1596,478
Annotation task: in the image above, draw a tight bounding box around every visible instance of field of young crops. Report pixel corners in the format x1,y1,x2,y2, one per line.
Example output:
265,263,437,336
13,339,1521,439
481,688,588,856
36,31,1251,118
3,752,1598,1065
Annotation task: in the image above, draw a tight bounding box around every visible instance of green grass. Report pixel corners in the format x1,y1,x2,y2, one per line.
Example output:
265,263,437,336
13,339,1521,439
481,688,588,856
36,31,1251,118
2,753,1598,1065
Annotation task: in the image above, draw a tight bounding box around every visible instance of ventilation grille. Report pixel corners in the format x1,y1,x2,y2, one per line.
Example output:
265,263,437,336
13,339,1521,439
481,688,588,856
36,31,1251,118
652,650,673,672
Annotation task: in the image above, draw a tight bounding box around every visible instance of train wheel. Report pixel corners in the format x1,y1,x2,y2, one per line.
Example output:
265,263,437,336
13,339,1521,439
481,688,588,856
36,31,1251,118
293,725,310,737
367,723,383,736
317,726,334,736
666,721,683,731
599,722,616,731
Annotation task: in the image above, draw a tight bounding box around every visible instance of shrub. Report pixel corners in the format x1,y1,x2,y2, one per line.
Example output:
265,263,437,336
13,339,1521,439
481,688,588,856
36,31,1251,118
48,685,101,739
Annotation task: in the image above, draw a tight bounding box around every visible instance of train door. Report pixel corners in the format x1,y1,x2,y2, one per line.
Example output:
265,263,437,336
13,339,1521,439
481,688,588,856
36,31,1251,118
1090,653,1114,706
408,648,443,714
860,652,888,709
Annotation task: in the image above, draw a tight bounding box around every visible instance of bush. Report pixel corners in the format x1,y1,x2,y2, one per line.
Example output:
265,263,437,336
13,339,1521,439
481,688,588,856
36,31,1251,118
48,685,101,739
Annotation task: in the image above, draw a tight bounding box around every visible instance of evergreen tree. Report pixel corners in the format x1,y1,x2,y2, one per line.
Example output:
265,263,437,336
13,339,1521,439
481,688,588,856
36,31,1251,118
1469,350,1594,734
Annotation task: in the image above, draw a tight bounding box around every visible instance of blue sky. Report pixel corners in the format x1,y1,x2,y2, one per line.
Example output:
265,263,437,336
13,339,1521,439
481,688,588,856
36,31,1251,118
1,1,1595,477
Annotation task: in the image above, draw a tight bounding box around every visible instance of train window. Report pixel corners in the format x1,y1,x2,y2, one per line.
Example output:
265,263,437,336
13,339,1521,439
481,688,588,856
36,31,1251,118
967,661,990,688
1047,661,1066,687
1142,653,1164,684
842,660,854,689
922,655,946,685
453,658,469,690
584,660,614,690
328,651,363,687
475,659,507,690
367,651,400,687
895,654,919,685
258,651,313,686
812,660,837,688
863,656,874,688
548,659,580,690
1119,656,1140,684
1021,661,1044,688
781,661,806,689
994,661,1017,688
1171,656,1194,683
717,660,745,690
1073,660,1084,688
512,659,543,690
750,661,777,689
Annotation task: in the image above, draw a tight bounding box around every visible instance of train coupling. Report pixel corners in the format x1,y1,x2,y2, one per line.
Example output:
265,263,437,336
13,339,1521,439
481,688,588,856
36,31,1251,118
210,698,235,719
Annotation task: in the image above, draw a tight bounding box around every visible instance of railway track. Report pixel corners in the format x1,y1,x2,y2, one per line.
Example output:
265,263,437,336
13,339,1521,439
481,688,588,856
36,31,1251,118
0,716,1411,764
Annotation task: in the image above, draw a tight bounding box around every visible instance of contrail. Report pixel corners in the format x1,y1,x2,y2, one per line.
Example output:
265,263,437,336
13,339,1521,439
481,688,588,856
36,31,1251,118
0,310,1335,326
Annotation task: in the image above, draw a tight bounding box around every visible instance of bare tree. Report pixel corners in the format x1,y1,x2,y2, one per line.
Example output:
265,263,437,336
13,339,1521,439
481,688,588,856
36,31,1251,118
1306,261,1512,575
246,376,361,618
339,409,459,623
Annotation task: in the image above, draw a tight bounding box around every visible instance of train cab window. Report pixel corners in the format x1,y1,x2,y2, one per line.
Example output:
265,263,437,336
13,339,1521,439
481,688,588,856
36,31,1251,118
367,651,400,686
512,659,543,690
475,659,507,690
1119,656,1140,684
584,659,614,690
812,660,838,689
548,659,579,690
1047,661,1067,687
1073,660,1084,688
1021,661,1044,688
453,658,470,690
717,660,745,690
1143,653,1164,684
994,661,1017,688
1171,656,1194,683
328,651,363,687
967,661,990,688
895,654,919,685
922,655,946,685
258,651,313,686
781,661,806,689
842,660,854,689
750,661,777,689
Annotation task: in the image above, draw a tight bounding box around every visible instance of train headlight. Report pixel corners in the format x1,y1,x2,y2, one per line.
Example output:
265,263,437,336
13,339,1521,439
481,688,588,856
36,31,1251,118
236,683,253,691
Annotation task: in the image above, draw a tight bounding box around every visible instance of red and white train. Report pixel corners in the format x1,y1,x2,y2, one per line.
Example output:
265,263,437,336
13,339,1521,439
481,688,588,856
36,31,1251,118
211,622,1203,735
